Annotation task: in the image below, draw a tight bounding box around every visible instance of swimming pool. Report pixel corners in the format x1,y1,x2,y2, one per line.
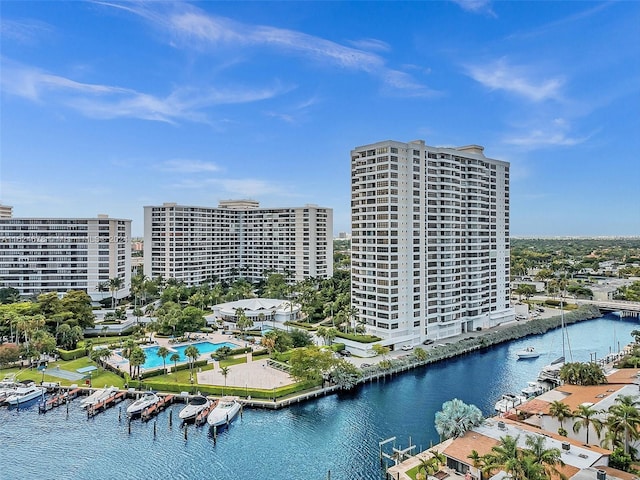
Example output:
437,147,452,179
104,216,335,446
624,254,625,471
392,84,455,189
139,341,238,370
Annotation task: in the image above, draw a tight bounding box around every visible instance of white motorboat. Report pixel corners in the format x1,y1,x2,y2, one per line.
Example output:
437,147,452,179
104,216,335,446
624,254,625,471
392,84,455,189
5,382,45,406
494,393,526,413
80,386,119,409
207,396,241,428
516,346,540,359
521,381,545,397
179,395,212,422
126,392,160,417
537,356,564,385
0,376,19,403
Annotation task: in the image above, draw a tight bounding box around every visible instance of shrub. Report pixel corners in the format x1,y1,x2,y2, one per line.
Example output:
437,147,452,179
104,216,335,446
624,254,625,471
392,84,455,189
57,347,86,361
334,332,381,343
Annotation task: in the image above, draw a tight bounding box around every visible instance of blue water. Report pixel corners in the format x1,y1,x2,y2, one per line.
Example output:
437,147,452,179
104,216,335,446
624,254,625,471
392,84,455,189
1,314,636,480
136,342,238,369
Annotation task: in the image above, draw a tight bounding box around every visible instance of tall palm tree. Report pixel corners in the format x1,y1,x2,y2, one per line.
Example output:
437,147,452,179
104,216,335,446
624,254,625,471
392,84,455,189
548,400,572,435
157,346,170,374
572,404,603,444
108,277,124,309
170,352,180,372
605,395,640,454
184,345,200,381
220,366,230,395
129,347,146,380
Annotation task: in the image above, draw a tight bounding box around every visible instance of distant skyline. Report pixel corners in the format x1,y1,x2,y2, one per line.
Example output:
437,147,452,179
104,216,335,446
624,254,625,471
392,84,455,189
1,1,639,237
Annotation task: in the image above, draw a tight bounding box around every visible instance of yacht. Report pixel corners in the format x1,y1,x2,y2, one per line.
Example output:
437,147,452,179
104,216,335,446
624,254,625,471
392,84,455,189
5,382,45,406
207,396,241,428
179,395,213,422
80,386,119,409
521,381,545,398
516,346,540,359
494,393,526,413
126,392,160,417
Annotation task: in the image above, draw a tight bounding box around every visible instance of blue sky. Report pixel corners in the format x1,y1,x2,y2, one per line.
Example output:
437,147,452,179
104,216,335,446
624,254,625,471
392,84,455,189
1,1,639,237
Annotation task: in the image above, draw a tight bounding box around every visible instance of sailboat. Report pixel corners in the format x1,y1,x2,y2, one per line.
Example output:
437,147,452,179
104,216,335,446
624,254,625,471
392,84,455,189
537,294,571,386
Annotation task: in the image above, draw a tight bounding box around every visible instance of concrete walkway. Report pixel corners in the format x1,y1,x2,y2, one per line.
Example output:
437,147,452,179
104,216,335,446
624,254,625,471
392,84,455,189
197,358,294,390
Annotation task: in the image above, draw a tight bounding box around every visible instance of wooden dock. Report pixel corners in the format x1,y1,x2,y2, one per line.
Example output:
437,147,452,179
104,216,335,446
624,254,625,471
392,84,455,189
194,399,218,426
141,394,175,422
87,391,126,418
38,387,81,413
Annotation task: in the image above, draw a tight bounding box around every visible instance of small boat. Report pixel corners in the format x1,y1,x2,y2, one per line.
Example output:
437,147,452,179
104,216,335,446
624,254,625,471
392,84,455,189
179,395,213,422
80,386,119,409
521,381,545,398
516,346,540,359
126,392,160,417
207,396,241,428
5,381,45,406
494,393,526,413
0,376,19,403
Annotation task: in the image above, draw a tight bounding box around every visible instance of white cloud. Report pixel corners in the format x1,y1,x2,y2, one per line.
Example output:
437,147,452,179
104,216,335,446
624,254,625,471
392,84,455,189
0,18,54,44
1,59,287,124
503,119,590,149
160,160,221,173
347,38,392,52
466,58,564,102
97,1,436,97
451,0,497,17
170,177,295,198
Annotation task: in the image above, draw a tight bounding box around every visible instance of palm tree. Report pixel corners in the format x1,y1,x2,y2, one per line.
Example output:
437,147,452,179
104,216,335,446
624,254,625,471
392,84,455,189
316,326,328,345
572,404,603,444
184,345,200,381
157,346,170,374
90,347,112,370
129,347,146,381
108,277,124,309
524,434,565,479
170,352,180,372
548,400,572,435
220,366,230,395
605,395,640,454
435,398,483,440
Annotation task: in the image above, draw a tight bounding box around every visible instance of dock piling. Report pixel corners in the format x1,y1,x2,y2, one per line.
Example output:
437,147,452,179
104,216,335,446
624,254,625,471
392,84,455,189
128,419,131,435
169,410,173,427
184,424,188,440
154,420,157,438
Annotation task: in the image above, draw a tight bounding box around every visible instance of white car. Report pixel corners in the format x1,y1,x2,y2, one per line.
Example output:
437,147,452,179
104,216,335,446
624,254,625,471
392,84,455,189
401,344,413,351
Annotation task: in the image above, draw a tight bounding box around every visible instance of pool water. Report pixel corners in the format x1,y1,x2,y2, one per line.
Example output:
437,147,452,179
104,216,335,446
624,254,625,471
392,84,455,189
140,342,238,369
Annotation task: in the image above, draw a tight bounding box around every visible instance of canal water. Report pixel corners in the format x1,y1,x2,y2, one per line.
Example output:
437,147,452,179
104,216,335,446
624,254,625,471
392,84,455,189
1,314,636,480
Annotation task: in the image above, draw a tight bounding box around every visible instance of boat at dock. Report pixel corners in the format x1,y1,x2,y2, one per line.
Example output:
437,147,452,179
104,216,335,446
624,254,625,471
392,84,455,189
80,386,119,409
126,392,160,417
207,396,241,427
179,395,212,422
494,393,526,413
516,346,540,359
4,381,45,406
0,376,19,403
521,381,545,398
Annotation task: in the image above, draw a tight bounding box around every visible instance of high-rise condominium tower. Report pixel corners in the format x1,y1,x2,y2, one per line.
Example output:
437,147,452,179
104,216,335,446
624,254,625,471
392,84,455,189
0,215,131,300
144,200,333,285
351,140,513,347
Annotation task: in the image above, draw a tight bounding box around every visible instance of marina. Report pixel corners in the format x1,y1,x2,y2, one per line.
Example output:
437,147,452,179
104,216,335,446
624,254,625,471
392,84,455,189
0,314,637,480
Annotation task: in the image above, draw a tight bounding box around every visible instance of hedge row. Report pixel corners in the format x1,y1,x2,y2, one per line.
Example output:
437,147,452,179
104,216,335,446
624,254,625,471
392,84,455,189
127,378,319,399
334,332,381,343
57,347,86,360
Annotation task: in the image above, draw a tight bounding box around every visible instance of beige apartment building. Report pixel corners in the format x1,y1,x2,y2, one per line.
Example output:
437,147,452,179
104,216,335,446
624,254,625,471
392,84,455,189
350,139,514,347
143,200,333,285
0,215,131,301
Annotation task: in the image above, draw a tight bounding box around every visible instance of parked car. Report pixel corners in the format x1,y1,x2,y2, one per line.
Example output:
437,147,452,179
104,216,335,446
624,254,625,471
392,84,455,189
422,339,435,345
339,349,352,357
401,344,413,351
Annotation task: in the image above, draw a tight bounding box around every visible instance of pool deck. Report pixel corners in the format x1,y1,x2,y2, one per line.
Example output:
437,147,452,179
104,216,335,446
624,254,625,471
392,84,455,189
105,332,293,390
